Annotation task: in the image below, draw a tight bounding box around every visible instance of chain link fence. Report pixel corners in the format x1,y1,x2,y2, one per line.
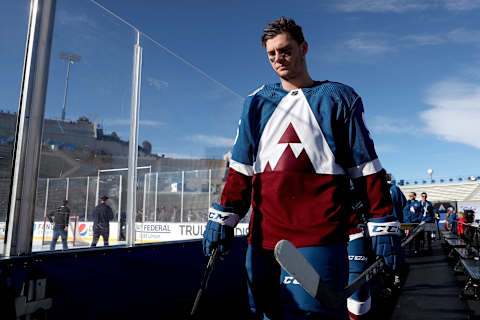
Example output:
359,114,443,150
1,167,256,225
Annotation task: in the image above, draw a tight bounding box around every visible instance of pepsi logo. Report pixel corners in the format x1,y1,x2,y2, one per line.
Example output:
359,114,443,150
79,223,88,236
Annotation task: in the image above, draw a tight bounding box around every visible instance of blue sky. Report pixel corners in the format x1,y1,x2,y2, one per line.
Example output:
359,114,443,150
2,0,480,181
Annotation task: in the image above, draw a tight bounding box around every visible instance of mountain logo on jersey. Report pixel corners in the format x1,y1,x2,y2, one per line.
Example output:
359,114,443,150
254,89,344,175
264,123,315,173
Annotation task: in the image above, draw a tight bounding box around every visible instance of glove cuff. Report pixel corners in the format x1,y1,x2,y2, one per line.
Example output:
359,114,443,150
349,231,364,242
367,221,400,237
208,206,240,227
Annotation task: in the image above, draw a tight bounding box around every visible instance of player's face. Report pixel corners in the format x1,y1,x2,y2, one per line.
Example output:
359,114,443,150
265,33,307,81
409,193,416,200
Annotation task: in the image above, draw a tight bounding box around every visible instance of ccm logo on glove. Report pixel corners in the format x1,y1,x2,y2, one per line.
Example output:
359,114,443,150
372,225,400,233
208,207,240,227
368,221,401,236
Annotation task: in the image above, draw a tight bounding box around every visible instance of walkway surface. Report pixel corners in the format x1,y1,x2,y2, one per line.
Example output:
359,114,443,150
388,235,472,320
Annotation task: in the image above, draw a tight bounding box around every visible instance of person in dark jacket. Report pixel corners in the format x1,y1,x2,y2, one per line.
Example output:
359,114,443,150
91,196,114,246
419,192,434,253
48,200,71,250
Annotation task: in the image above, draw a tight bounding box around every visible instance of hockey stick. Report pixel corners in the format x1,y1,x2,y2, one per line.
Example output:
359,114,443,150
274,222,426,308
190,249,220,317
400,221,426,248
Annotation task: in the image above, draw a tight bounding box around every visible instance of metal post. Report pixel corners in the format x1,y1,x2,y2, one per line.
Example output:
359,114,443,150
154,172,158,222
85,176,89,220
181,170,184,223
142,173,146,223
43,178,49,217
60,52,81,121
95,170,100,205
126,30,142,246
61,59,71,120
65,177,69,200
208,169,211,209
5,0,57,256
117,175,122,240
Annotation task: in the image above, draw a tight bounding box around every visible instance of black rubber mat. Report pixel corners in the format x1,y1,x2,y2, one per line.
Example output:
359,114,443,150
390,239,471,320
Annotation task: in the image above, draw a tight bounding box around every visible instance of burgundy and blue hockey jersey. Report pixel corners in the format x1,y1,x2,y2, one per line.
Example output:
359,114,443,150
221,81,393,250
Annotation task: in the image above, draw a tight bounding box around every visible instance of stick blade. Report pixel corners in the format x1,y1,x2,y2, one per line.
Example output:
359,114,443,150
274,240,320,299
274,240,343,309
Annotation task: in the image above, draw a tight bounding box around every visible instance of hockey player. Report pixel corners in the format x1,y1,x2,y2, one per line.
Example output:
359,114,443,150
202,17,400,319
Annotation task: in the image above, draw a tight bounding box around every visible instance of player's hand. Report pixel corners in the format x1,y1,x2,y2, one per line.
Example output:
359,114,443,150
202,204,240,257
367,216,401,270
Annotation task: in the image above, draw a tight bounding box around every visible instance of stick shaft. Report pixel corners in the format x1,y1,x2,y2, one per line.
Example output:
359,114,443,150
190,249,219,316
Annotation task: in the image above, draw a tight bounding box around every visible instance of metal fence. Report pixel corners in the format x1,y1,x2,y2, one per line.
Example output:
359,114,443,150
1,166,252,224
0,167,230,224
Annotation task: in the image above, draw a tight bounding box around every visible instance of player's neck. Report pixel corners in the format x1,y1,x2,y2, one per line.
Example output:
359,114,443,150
280,73,314,91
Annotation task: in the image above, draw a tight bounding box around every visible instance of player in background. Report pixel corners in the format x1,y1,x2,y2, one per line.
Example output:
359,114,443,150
202,17,400,319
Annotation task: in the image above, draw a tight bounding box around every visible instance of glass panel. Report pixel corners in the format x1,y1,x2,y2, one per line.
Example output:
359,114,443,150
135,33,246,243
0,0,30,256
33,0,137,251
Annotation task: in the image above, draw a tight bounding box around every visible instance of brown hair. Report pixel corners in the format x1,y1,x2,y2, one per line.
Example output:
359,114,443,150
261,17,305,47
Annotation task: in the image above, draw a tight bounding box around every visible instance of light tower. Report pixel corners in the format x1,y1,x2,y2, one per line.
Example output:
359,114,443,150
60,52,81,121
427,168,433,184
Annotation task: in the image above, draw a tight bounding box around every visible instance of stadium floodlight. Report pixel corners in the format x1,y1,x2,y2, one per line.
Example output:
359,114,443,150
60,52,82,121
427,168,433,184
470,176,477,181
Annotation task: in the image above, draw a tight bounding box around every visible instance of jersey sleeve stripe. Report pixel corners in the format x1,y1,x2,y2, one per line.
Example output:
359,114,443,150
230,159,254,176
347,158,383,179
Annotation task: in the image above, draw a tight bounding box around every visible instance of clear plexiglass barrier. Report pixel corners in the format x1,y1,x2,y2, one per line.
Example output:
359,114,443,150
0,0,247,254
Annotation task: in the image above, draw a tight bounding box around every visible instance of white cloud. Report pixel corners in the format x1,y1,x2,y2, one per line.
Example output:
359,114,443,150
57,9,98,28
335,0,430,13
401,34,445,46
345,37,392,54
105,118,165,127
186,134,234,147
339,28,480,57
369,115,422,135
444,0,480,11
147,77,168,90
446,28,480,44
334,0,480,12
374,143,397,153
421,79,480,149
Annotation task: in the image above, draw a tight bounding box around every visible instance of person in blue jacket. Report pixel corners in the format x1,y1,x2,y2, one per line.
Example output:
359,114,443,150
403,192,421,224
419,192,434,253
448,208,458,235
403,192,422,254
